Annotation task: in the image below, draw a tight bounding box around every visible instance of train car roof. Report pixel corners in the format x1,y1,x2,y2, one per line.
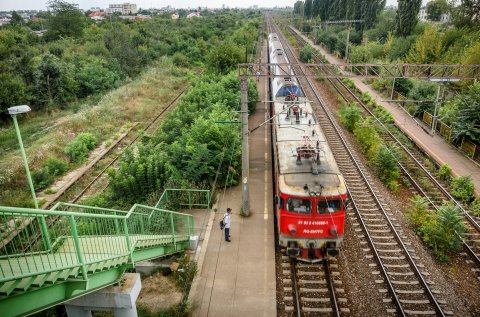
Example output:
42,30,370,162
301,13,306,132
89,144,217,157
274,100,346,197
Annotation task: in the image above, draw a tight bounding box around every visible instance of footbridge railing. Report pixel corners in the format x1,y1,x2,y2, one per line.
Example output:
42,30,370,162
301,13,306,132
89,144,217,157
0,202,194,317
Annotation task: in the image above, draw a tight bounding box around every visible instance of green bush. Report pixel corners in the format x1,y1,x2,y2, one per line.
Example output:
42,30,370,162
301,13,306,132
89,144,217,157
406,195,430,228
337,104,362,131
299,44,314,63
349,45,373,64
353,118,382,159
419,203,466,262
375,144,400,191
32,157,68,190
451,175,475,203
437,163,452,184
64,132,97,163
471,196,480,217
373,105,394,123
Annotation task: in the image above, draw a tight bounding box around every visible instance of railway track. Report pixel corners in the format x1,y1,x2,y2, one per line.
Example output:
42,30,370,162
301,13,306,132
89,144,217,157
286,26,480,281
281,256,346,316
271,20,452,316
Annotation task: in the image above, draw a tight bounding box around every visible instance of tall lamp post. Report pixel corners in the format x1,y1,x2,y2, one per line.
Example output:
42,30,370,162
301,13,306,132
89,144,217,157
8,105,51,250
8,105,38,209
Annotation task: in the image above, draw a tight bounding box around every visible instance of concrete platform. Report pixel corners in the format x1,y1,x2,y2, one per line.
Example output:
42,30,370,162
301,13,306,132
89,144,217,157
291,26,480,194
188,40,277,316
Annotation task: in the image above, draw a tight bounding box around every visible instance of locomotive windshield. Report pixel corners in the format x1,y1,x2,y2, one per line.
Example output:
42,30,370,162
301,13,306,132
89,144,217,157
286,198,311,214
317,199,342,214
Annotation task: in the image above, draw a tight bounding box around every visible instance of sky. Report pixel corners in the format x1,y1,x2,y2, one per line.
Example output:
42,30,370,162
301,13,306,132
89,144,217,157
0,0,404,11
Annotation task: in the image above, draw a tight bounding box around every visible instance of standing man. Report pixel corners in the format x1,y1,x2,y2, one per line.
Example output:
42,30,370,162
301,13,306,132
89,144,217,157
224,208,232,242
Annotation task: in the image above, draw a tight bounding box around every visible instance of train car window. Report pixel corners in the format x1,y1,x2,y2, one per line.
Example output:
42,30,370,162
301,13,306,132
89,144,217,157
280,197,285,210
286,198,311,214
317,199,342,214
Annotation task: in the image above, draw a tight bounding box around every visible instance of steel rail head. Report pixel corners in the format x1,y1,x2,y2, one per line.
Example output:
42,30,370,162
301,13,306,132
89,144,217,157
324,260,341,317
290,258,302,317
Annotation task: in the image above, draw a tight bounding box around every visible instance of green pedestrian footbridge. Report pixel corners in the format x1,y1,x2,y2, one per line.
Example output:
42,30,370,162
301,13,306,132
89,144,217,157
0,189,210,317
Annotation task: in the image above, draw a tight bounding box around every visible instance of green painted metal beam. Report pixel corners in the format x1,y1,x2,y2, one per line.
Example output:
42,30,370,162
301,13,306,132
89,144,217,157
0,266,128,317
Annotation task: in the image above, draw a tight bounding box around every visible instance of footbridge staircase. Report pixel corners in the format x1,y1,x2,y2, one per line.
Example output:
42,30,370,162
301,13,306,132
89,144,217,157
0,189,210,317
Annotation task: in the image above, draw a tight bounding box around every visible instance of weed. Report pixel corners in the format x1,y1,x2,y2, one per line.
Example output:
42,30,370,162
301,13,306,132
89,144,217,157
437,164,452,184
337,104,362,132
451,175,475,203
470,196,480,217
64,133,97,163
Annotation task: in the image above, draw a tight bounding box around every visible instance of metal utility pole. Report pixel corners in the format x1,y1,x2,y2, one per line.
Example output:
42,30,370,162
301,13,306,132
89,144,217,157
240,79,250,216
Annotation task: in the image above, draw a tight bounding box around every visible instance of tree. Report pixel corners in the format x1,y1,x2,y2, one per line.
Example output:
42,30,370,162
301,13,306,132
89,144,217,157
33,53,77,111
294,1,304,15
207,43,242,74
396,0,422,36
406,26,443,64
10,11,24,26
305,0,313,19
451,0,480,27
45,0,87,40
426,0,449,21
319,0,330,21
0,74,28,118
450,82,480,143
312,0,321,18
362,0,387,29
75,57,121,97
104,26,143,77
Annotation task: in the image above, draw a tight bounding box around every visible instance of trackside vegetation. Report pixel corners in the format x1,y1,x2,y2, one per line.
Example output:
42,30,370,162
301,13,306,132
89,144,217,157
0,6,262,207
87,72,258,207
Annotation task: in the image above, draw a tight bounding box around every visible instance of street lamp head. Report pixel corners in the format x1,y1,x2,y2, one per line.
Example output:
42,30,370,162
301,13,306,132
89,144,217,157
8,105,31,115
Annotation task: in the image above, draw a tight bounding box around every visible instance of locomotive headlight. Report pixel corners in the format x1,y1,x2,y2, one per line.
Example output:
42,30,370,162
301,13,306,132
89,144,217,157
330,225,338,235
288,224,297,235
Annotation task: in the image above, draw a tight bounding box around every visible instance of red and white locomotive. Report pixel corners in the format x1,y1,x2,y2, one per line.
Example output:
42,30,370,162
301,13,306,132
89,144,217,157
268,33,348,262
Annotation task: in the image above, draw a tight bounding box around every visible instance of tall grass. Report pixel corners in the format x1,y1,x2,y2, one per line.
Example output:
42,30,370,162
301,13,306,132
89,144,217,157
0,58,190,207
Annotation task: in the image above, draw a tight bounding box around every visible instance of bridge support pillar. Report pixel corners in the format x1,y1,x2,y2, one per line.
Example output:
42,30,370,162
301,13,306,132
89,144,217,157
65,273,141,317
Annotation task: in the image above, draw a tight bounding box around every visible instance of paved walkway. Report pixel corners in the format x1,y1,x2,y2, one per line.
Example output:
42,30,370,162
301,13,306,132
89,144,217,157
291,27,480,194
188,40,276,316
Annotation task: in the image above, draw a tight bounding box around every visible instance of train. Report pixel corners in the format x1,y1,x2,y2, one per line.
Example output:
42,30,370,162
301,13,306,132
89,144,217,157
268,32,348,262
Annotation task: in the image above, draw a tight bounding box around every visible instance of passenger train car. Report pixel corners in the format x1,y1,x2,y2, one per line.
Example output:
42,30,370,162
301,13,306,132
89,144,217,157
268,33,348,262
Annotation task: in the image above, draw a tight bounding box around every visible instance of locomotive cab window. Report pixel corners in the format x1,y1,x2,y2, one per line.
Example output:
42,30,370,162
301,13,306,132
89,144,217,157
317,199,342,214
286,198,311,214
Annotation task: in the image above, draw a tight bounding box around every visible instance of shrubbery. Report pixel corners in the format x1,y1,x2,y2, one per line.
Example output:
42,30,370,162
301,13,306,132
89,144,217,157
299,44,314,63
353,118,381,159
32,157,68,190
451,175,475,203
407,196,466,262
64,133,97,163
337,104,362,131
375,144,400,190
437,163,452,183
106,72,257,204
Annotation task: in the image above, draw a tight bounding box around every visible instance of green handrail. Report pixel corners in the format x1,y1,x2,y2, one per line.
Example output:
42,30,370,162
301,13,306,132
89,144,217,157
156,188,211,210
0,203,193,286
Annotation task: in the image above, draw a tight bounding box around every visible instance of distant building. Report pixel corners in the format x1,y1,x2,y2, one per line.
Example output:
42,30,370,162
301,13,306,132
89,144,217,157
187,11,201,18
89,11,106,21
171,12,179,20
106,3,137,15
90,7,101,12
418,6,451,23
418,6,427,22
0,16,11,26
440,12,451,23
